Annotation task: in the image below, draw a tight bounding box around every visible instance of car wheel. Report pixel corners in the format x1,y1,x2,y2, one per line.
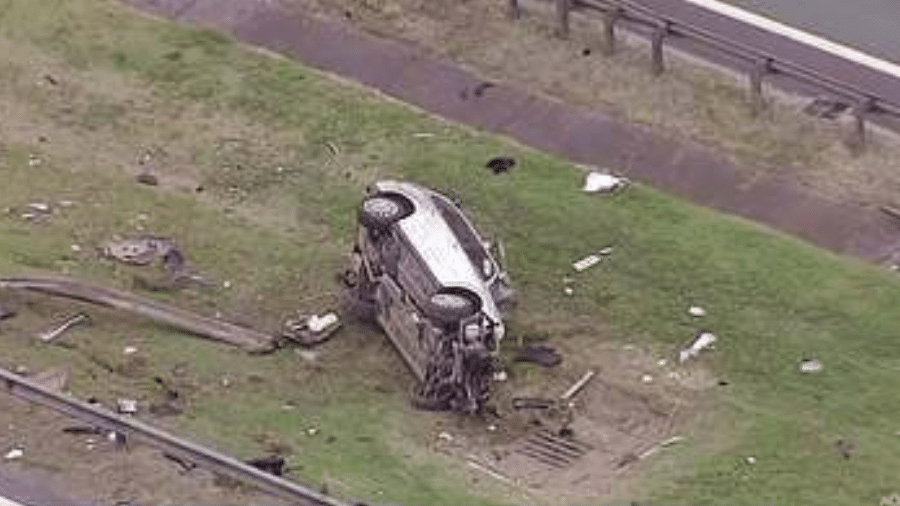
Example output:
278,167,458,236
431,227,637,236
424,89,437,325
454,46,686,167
425,288,480,325
358,194,411,230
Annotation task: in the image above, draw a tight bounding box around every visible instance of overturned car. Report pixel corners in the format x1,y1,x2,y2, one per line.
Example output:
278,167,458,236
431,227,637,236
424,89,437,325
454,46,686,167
346,181,514,413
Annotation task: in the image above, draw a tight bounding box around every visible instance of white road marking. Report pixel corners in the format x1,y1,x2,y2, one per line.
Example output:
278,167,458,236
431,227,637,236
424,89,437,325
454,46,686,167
681,0,900,79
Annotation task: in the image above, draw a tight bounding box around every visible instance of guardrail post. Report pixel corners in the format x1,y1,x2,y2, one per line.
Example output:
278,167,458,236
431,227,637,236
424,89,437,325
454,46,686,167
556,0,570,39
848,96,875,153
602,5,623,55
749,58,772,115
508,0,520,20
651,22,669,75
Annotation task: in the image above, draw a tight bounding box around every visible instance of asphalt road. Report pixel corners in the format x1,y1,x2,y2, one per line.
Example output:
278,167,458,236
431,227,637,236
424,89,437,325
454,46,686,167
728,0,900,65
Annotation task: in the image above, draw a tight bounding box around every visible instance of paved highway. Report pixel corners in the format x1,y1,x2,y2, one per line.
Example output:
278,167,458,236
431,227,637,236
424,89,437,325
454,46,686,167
727,0,900,65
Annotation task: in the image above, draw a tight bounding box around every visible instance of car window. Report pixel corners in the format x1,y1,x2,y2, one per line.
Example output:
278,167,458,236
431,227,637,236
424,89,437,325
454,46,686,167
430,195,493,280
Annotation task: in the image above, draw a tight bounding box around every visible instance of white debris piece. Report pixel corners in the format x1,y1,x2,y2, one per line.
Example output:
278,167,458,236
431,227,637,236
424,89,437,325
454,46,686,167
123,346,138,355
412,132,435,138
688,306,706,317
799,359,823,373
563,287,574,295
746,456,756,464
4,448,23,460
572,254,601,271
641,374,653,383
679,332,717,363
28,202,50,213
307,313,339,333
657,359,667,366
438,431,454,442
493,370,508,382
582,171,628,193
117,399,138,414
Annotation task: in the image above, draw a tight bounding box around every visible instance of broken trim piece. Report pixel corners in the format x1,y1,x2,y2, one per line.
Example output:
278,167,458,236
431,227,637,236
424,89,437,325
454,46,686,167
0,275,275,353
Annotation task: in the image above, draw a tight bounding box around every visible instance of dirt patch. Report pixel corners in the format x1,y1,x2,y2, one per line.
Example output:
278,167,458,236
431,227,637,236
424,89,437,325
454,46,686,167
426,338,707,504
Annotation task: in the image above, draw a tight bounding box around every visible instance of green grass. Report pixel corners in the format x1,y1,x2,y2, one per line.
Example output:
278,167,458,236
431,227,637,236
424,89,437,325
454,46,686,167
1,1,900,505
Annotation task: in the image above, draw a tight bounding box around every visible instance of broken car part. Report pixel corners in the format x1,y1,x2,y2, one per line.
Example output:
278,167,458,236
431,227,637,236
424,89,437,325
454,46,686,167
37,312,91,343
515,343,562,368
678,332,717,363
0,275,276,353
348,180,514,413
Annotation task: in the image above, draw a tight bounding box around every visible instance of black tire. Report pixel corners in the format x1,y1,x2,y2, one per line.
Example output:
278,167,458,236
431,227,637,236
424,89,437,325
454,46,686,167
358,194,411,231
424,288,481,326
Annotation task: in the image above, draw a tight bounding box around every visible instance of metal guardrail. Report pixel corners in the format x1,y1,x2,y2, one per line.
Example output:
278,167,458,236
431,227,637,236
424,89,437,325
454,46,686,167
506,0,900,150
0,366,350,506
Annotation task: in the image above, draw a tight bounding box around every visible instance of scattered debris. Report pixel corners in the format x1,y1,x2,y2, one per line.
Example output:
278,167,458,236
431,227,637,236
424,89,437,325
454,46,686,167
466,459,514,485
3,448,23,461
572,254,601,272
799,358,823,373
0,303,16,320
582,171,629,194
641,374,653,383
657,359,667,366
563,287,574,296
438,432,454,442
572,247,612,271
746,456,756,464
0,275,277,353
560,370,596,401
512,397,556,410
678,332,717,363
246,455,286,476
485,156,515,174
835,438,856,459
28,154,42,166
688,306,706,317
163,452,197,473
30,367,70,393
101,235,181,268
62,425,104,435
28,202,50,213
37,312,90,343
117,398,139,414
307,428,318,436
136,173,159,186
472,82,495,98
123,346,138,355
515,343,562,367
281,312,342,347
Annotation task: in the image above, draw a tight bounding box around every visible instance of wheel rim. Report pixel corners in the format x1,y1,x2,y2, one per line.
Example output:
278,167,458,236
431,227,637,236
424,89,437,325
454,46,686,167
363,197,401,218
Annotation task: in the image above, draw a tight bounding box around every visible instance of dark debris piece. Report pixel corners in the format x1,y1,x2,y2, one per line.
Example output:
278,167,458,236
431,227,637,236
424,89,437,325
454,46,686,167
515,343,562,367
485,157,515,174
136,173,159,186
246,455,286,476
0,303,15,320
